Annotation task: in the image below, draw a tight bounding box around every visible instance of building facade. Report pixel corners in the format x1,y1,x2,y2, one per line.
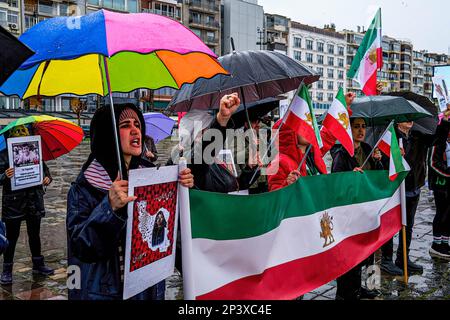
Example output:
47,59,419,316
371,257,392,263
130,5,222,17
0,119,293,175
182,0,221,54
264,13,289,54
289,22,346,113
221,0,263,55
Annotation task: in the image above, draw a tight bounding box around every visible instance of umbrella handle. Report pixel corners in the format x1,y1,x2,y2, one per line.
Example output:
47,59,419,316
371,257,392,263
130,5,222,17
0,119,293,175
103,56,123,179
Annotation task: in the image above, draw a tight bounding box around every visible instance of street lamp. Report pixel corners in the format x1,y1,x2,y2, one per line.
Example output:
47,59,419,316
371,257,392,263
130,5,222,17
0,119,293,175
256,27,266,51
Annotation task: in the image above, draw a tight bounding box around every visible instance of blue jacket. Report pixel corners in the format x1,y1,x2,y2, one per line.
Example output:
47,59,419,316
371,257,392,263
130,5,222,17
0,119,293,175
66,172,165,300
0,220,8,255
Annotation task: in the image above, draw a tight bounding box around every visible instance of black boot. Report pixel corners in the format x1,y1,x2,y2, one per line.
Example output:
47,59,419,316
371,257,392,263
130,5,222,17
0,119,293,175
395,257,423,274
32,256,54,276
0,263,13,285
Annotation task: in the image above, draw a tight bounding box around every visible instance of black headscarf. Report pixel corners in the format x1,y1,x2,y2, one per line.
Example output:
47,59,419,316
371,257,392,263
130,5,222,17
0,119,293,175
82,103,146,181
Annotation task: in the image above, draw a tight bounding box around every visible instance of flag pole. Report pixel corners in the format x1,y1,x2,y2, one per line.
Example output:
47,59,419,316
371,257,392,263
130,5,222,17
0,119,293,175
103,56,123,179
248,82,305,186
399,138,409,285
297,144,312,171
360,119,394,169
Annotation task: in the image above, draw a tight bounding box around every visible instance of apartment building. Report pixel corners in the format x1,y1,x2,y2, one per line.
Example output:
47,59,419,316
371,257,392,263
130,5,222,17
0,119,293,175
289,21,346,113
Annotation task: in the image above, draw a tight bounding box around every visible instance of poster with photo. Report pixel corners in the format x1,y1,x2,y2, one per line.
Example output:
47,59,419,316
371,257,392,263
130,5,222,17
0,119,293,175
7,135,43,191
432,75,450,112
123,165,179,300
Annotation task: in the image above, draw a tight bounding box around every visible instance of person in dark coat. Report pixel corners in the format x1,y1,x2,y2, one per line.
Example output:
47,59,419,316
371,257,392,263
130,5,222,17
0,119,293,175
188,93,260,194
332,118,385,300
66,104,193,300
142,135,158,163
0,125,54,285
380,108,450,275
428,130,450,259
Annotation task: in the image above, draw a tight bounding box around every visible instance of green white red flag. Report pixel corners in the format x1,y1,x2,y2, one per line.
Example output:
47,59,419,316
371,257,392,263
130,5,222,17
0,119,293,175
182,171,406,300
378,125,410,181
347,8,382,96
322,88,354,156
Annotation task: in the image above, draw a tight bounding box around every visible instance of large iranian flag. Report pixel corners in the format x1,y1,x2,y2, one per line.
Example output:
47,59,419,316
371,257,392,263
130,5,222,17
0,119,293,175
322,88,354,156
283,84,322,149
378,126,411,181
182,171,406,300
347,8,382,96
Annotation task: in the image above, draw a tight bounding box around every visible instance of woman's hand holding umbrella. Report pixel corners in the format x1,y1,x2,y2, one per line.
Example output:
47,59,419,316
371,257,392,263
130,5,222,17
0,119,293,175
217,93,241,126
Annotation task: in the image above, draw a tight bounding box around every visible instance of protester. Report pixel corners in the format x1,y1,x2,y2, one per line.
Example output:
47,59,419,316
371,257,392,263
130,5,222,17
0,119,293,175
380,105,450,275
234,115,268,194
0,125,54,285
188,93,261,193
332,117,385,300
428,131,450,259
66,104,194,300
142,134,158,163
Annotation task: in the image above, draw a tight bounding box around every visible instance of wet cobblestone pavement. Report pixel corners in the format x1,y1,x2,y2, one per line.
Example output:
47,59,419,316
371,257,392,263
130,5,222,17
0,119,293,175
0,139,449,300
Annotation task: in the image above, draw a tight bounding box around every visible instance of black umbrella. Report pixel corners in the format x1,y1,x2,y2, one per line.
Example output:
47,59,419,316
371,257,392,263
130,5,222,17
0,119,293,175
168,50,319,112
230,97,280,128
387,91,440,135
350,95,433,126
0,26,34,86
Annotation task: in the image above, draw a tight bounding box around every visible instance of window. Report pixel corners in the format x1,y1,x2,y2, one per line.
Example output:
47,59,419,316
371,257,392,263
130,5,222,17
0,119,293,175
0,10,7,27
128,0,138,13
338,82,344,89
338,46,345,56
338,70,344,80
317,55,324,65
328,93,334,102
316,67,324,76
191,28,201,38
317,92,323,101
338,58,344,68
317,80,323,89
328,44,334,54
59,4,69,16
293,37,302,48
306,53,313,63
25,15,37,30
191,12,201,24
207,31,215,42
328,81,334,90
7,11,18,24
113,0,125,11
8,0,18,8
327,69,334,78
306,39,313,50
328,57,334,66
317,42,324,52
88,0,100,5
293,50,301,61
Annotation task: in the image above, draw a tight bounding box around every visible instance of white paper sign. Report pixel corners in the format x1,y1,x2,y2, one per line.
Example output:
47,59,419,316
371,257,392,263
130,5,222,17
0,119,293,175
123,165,179,300
7,135,43,191
432,76,450,112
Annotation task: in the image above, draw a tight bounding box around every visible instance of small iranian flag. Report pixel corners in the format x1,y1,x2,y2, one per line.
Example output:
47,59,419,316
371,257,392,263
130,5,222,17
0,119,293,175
378,126,410,181
284,84,323,149
348,8,382,96
322,88,354,156
183,171,405,300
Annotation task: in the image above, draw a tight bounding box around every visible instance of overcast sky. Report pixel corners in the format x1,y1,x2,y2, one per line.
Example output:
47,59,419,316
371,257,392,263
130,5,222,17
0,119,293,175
257,0,450,54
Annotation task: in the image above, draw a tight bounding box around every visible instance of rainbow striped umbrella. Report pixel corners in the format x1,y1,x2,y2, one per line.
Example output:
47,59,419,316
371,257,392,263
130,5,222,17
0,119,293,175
0,9,227,175
0,115,84,161
0,10,227,98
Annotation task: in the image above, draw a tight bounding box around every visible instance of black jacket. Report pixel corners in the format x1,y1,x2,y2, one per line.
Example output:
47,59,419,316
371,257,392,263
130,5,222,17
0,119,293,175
428,134,450,191
66,104,164,300
0,220,7,255
331,142,385,173
398,120,450,192
0,150,52,220
189,118,259,193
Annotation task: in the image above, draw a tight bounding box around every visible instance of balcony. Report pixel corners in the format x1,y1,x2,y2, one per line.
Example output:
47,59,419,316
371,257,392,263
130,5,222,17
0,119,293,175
38,3,56,16
187,0,219,14
188,18,219,30
203,36,218,46
142,8,181,20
